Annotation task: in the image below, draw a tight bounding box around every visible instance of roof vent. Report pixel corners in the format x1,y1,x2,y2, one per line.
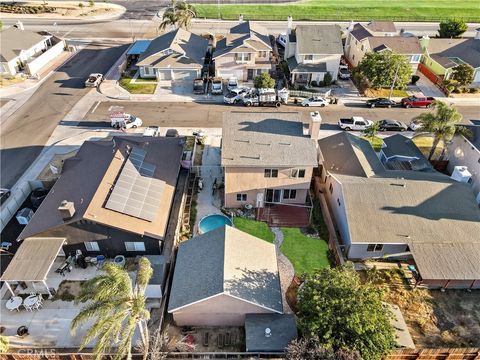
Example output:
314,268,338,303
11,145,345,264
58,200,75,221
265,328,272,338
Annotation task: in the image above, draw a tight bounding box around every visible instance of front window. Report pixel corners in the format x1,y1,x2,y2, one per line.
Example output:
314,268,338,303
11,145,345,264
264,169,278,178
304,55,314,61
367,244,384,252
236,193,247,202
410,54,421,63
290,169,306,178
235,53,251,62
125,242,146,252
85,241,100,252
283,189,297,199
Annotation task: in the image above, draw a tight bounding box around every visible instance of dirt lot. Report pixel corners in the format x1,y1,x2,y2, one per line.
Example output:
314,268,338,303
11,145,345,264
362,268,480,348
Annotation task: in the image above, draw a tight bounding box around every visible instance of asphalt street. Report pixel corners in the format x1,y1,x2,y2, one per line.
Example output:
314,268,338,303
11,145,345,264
82,101,480,129
0,41,129,188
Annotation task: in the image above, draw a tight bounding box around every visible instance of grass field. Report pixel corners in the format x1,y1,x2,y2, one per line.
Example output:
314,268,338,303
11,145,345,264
119,76,157,94
195,0,480,22
280,228,330,275
232,217,275,243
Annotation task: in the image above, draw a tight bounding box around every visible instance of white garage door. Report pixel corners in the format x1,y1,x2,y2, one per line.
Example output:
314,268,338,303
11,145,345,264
157,70,172,81
217,69,243,80
173,70,197,81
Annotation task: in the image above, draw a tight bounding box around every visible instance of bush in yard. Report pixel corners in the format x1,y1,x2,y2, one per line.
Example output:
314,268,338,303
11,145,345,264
438,18,468,38
357,51,411,90
411,75,420,85
297,266,396,360
310,80,318,87
451,63,474,86
254,72,275,89
322,71,332,86
286,338,360,360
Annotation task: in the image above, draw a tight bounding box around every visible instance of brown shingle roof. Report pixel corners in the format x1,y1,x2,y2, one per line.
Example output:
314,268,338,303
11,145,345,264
368,36,422,55
365,21,397,33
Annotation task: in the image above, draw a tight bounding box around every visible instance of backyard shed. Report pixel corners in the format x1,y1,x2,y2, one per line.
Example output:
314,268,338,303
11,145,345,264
245,313,297,352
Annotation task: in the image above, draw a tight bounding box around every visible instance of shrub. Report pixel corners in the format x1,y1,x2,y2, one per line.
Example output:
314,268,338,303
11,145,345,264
411,75,420,85
89,0,95,6
310,80,318,87
323,71,333,86
469,87,479,93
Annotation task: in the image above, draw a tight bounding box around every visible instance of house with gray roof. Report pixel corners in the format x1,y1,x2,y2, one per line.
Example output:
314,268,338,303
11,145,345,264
284,20,343,84
136,28,209,81
221,111,318,218
168,225,283,326
318,132,480,290
213,21,273,82
345,21,422,72
380,134,433,171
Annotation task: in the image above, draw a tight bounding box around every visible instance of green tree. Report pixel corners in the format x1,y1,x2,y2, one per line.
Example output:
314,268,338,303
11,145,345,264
438,19,468,38
71,257,153,360
159,0,196,31
254,72,275,88
0,336,9,354
297,266,396,360
357,51,412,90
413,101,470,160
322,71,332,86
363,121,380,140
450,63,474,86
286,338,360,360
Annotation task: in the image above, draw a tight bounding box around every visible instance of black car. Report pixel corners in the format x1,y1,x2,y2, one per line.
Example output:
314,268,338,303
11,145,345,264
366,98,397,108
378,119,408,132
30,188,50,209
0,188,11,205
165,128,179,137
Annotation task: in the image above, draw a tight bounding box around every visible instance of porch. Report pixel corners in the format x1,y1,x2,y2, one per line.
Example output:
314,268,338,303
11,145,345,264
257,204,311,227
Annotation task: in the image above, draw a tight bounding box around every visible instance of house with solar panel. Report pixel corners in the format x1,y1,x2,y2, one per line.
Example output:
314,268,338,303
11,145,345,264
16,136,185,257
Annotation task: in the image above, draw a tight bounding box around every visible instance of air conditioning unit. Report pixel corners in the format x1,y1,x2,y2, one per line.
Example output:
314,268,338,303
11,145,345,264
450,166,472,183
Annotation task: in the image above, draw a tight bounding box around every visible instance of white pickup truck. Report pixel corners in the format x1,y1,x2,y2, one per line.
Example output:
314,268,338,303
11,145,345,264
338,116,374,131
110,112,143,129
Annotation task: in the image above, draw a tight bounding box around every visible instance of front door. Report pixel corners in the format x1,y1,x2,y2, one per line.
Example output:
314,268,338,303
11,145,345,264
266,189,281,203
247,69,254,80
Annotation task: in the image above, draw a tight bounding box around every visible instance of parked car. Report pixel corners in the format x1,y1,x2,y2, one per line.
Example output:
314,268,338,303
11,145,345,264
242,88,281,107
0,188,11,205
166,128,179,137
227,77,239,91
401,96,435,108
277,33,287,48
193,78,206,94
30,188,49,209
223,87,250,104
211,78,223,95
85,73,103,87
408,119,423,131
301,96,329,107
338,66,351,80
366,98,397,108
110,113,143,129
378,119,408,132
0,242,12,251
338,116,374,131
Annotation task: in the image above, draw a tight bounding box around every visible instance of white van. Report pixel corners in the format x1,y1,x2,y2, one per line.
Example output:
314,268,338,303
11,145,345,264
110,112,143,129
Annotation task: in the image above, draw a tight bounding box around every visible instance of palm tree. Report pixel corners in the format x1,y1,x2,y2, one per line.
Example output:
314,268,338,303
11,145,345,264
0,335,9,354
363,121,380,140
413,101,465,160
71,257,153,360
159,0,196,31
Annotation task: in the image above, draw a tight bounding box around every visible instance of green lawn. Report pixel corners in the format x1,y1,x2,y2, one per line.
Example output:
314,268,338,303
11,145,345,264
364,88,409,98
118,76,157,94
233,217,275,243
280,227,330,275
362,135,383,152
195,0,480,21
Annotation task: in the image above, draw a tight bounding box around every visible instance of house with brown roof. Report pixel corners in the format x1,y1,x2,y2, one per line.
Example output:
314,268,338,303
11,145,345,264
213,21,273,81
17,137,185,257
221,111,319,226
318,132,480,290
344,21,422,72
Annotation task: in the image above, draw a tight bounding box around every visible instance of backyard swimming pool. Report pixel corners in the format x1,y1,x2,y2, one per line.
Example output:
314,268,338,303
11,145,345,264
198,214,232,233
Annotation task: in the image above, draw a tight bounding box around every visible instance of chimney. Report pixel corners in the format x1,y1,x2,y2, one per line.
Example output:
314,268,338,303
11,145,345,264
419,35,430,51
475,27,480,40
16,21,24,31
287,16,293,35
309,111,322,141
239,14,244,23
58,200,75,221
347,20,354,32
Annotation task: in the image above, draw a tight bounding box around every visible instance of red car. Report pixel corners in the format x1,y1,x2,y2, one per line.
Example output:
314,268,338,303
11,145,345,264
401,96,435,108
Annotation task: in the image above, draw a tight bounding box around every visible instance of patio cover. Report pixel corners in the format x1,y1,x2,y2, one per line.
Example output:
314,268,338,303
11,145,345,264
1,237,66,282
127,40,151,56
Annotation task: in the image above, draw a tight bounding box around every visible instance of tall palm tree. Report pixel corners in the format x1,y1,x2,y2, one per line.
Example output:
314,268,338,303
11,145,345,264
159,0,196,31
71,257,153,360
413,101,464,160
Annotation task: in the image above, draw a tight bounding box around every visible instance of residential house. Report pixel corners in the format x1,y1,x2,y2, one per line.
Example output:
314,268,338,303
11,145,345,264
419,30,480,85
0,26,65,76
380,134,433,171
213,21,273,81
136,28,209,81
344,21,422,72
318,132,480,289
446,125,480,203
17,137,185,257
168,225,283,326
284,20,343,83
221,111,318,225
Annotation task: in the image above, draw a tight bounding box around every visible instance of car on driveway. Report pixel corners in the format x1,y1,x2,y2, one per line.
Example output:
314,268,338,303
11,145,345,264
210,78,223,95
223,87,250,104
366,98,397,108
85,73,103,87
227,77,239,91
302,96,329,107
378,119,408,132
338,65,351,80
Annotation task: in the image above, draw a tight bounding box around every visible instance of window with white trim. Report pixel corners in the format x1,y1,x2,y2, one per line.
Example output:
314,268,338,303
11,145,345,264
367,244,384,252
236,193,247,202
85,241,100,252
264,169,278,178
410,54,421,63
125,242,146,252
235,53,251,62
304,55,314,61
290,168,306,178
283,189,297,199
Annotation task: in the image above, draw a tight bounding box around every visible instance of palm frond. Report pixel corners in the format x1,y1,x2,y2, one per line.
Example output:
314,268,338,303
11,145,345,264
455,125,474,140
136,257,153,291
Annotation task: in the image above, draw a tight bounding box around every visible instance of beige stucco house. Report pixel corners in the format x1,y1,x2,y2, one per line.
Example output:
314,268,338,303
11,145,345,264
344,21,422,72
221,111,319,210
168,225,283,326
213,21,273,81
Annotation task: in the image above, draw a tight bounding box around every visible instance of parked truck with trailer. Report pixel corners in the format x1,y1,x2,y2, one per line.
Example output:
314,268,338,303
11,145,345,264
242,88,282,107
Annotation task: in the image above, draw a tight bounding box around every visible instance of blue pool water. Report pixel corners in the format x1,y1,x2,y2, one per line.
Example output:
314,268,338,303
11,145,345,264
198,214,233,233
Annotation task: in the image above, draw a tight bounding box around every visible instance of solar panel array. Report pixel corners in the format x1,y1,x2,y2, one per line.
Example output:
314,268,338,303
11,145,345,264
105,147,164,222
